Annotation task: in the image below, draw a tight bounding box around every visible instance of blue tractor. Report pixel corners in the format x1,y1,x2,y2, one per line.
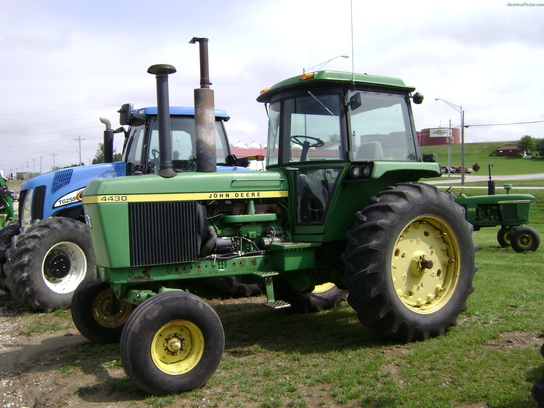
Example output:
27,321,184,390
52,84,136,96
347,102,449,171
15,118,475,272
1,98,249,311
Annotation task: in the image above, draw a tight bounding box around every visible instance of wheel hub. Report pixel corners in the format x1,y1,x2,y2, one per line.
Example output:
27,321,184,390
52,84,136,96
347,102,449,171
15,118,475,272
164,334,185,356
41,241,88,294
151,320,205,375
46,253,71,278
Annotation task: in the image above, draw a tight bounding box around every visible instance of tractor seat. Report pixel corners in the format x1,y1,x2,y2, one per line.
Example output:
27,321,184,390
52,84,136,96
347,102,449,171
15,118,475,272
355,141,384,160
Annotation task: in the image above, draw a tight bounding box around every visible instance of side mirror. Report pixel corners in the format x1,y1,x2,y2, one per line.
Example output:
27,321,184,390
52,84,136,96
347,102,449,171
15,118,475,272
118,103,146,126
118,103,133,126
349,93,362,110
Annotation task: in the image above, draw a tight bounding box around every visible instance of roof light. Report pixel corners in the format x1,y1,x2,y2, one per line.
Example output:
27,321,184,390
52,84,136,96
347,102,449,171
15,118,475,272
300,73,314,80
260,87,270,95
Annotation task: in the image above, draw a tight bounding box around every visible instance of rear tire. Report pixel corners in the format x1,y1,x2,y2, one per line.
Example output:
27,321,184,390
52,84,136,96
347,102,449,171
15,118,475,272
511,226,540,252
71,278,133,343
120,291,224,395
342,183,477,342
275,282,348,313
0,220,19,291
4,217,94,311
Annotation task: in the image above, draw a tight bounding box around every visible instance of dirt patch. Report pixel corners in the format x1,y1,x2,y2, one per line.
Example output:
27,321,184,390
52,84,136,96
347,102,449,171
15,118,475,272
0,297,141,408
486,331,543,351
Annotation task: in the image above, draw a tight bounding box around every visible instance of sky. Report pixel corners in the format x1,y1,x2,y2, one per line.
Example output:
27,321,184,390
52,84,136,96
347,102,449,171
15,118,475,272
1,0,543,175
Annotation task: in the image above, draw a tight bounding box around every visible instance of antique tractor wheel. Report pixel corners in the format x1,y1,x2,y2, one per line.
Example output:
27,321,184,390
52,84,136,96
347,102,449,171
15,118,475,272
120,291,224,395
497,226,513,248
510,226,540,253
342,183,477,342
71,278,133,343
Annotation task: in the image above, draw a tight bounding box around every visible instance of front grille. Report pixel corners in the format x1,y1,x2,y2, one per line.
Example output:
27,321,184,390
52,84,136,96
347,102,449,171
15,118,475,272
32,186,46,220
128,201,200,267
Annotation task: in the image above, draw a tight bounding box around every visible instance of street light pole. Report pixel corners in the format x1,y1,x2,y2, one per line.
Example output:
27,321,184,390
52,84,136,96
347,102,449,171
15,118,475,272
435,98,466,185
460,107,465,185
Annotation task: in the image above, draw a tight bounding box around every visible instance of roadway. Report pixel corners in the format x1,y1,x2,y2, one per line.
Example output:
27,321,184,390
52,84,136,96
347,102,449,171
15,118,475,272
426,173,544,189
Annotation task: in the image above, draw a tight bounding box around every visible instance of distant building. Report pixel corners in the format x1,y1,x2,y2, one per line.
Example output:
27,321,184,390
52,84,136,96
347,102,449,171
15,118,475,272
418,128,460,146
496,145,522,157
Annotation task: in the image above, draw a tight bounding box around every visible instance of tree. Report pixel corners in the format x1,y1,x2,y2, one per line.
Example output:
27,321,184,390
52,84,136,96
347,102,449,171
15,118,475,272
537,138,544,157
92,143,122,164
518,135,536,154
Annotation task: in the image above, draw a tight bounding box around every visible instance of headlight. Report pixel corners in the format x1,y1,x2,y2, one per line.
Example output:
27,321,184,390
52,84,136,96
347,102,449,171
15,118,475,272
20,189,33,227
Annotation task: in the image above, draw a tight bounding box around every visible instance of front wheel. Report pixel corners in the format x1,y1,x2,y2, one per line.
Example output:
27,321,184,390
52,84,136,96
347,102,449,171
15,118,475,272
511,226,540,252
71,278,133,343
497,226,512,248
342,183,477,342
4,217,95,311
0,220,19,291
120,291,224,395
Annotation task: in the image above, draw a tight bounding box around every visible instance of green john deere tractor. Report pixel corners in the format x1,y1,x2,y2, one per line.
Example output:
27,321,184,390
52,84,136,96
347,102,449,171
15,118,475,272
72,38,478,395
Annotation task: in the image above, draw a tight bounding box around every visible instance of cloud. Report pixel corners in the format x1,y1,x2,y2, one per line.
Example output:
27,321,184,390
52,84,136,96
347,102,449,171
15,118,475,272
0,0,542,173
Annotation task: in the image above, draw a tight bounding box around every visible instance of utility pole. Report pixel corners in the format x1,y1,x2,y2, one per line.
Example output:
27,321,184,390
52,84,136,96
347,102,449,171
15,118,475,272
50,153,57,170
39,156,44,174
75,136,86,166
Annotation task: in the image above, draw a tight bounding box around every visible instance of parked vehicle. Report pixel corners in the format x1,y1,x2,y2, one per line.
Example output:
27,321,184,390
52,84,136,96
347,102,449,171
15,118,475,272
72,38,477,395
1,100,247,311
454,187,540,252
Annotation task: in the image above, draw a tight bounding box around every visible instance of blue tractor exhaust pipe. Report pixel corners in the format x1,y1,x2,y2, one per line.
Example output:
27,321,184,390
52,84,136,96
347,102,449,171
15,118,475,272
147,64,177,178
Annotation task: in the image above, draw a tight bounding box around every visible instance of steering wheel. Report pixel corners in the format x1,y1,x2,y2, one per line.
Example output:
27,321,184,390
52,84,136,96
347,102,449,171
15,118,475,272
291,135,324,162
291,135,325,148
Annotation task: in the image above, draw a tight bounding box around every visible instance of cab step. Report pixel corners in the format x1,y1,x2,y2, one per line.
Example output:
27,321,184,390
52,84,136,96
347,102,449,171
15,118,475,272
265,300,291,309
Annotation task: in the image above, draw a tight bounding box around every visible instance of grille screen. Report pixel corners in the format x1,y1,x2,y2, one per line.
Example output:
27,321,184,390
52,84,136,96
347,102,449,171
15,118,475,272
52,169,74,193
128,201,200,267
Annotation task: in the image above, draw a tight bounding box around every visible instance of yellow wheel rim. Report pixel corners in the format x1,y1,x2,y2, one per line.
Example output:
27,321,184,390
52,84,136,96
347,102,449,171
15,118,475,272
92,289,133,328
312,282,336,294
391,215,460,314
151,320,205,375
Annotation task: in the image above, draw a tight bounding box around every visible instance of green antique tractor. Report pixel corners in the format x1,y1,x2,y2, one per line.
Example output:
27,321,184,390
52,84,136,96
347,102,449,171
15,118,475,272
72,38,478,395
453,168,539,253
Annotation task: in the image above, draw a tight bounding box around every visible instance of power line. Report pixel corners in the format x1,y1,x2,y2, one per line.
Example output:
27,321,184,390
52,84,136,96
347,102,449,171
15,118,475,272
466,120,544,127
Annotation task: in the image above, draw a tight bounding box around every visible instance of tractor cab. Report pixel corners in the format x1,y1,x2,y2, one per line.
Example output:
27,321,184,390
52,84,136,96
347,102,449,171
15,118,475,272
257,71,438,240
120,105,241,175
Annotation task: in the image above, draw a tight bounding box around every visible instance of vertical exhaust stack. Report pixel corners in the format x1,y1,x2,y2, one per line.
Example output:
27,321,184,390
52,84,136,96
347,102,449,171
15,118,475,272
190,37,216,172
99,117,114,163
147,64,177,178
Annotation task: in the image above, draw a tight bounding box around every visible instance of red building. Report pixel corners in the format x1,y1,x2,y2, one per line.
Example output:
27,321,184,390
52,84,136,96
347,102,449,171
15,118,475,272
495,145,521,157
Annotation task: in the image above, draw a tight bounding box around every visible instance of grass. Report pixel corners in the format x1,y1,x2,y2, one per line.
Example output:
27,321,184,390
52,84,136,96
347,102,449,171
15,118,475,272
73,222,542,407
420,141,544,175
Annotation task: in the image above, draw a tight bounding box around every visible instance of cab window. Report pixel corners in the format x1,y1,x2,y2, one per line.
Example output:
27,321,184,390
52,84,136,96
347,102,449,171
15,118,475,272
349,92,417,161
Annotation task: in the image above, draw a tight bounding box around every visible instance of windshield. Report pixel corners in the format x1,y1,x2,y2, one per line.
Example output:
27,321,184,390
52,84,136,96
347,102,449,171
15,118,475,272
266,93,343,166
349,92,417,161
124,116,230,174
